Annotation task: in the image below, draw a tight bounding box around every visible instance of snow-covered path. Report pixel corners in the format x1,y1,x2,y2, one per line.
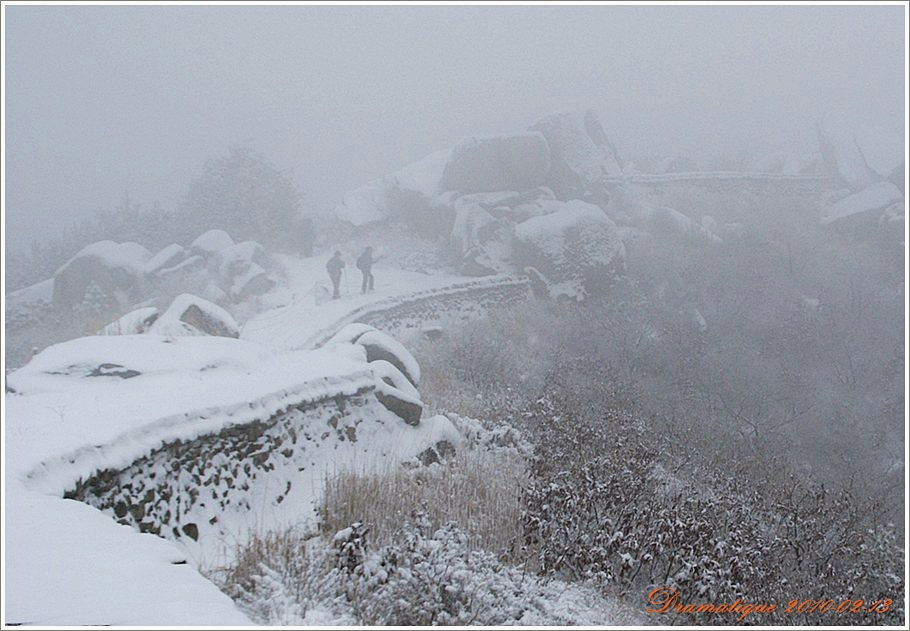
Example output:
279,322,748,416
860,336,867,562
240,255,524,350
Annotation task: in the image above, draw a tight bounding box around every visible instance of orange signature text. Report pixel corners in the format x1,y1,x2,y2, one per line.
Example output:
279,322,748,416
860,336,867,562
646,587,894,620
646,587,775,621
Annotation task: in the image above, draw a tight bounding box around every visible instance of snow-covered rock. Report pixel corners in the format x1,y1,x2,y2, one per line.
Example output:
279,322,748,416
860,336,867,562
228,261,276,301
374,378,423,426
52,241,151,307
190,229,235,257
144,244,187,276
323,322,379,347
370,359,421,402
321,324,425,424
335,150,451,228
355,329,422,387
98,306,160,336
450,203,513,276
216,240,267,280
529,110,623,203
158,254,206,280
821,181,903,226
513,200,626,298
817,121,903,192
146,293,240,338
439,132,550,194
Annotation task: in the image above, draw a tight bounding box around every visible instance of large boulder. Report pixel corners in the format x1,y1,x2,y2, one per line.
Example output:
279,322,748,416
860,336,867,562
52,241,151,308
190,229,235,258
228,262,276,301
438,132,550,194
335,149,451,230
513,200,626,300
97,307,160,336
323,324,425,425
821,181,904,227
146,294,240,338
354,330,421,387
450,203,512,276
371,360,423,426
529,110,623,204
144,244,187,276
216,241,268,280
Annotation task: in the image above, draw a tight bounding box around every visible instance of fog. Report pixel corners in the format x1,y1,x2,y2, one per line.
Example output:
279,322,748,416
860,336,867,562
2,2,905,250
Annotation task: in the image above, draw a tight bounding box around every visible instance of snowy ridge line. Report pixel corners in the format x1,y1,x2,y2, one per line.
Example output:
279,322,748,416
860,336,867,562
301,275,530,350
603,172,833,184
23,370,376,497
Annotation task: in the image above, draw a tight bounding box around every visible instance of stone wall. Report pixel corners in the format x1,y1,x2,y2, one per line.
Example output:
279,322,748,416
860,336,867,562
64,388,386,552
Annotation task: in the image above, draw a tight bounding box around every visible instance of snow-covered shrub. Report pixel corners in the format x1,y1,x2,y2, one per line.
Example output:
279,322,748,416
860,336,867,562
213,528,317,624
516,390,905,626
211,517,643,626
342,516,535,625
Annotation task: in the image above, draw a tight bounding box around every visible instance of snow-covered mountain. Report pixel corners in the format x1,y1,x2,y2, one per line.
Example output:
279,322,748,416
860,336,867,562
4,108,902,626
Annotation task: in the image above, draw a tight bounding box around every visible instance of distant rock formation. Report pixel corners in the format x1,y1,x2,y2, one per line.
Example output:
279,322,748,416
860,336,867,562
816,123,905,229
50,229,278,315
439,132,551,194
529,109,623,205
333,110,628,297
52,241,151,308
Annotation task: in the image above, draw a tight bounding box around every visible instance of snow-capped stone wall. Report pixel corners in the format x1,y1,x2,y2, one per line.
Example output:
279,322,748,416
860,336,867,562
30,329,451,566
64,389,389,556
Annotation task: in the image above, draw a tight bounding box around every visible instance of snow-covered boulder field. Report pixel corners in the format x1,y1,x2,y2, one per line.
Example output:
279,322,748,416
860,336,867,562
334,110,628,294
44,228,279,313
5,328,455,625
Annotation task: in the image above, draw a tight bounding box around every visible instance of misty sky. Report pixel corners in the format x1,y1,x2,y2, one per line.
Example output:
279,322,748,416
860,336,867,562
3,2,906,252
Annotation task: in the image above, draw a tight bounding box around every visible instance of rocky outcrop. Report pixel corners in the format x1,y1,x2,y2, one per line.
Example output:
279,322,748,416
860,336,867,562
513,200,626,300
52,241,151,308
332,111,630,297
439,133,551,194
529,110,623,205
99,294,240,338
147,294,240,338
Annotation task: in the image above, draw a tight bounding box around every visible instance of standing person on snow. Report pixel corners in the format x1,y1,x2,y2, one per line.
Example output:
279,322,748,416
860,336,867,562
326,250,345,299
356,246,376,294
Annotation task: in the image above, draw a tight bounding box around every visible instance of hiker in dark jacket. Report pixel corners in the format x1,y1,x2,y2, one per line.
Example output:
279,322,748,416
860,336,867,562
326,250,345,299
356,246,375,294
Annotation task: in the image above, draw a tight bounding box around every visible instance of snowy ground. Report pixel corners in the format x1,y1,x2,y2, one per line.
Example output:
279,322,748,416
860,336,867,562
2,255,487,626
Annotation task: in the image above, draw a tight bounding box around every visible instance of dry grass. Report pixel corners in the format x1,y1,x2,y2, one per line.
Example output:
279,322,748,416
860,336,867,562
320,447,530,564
